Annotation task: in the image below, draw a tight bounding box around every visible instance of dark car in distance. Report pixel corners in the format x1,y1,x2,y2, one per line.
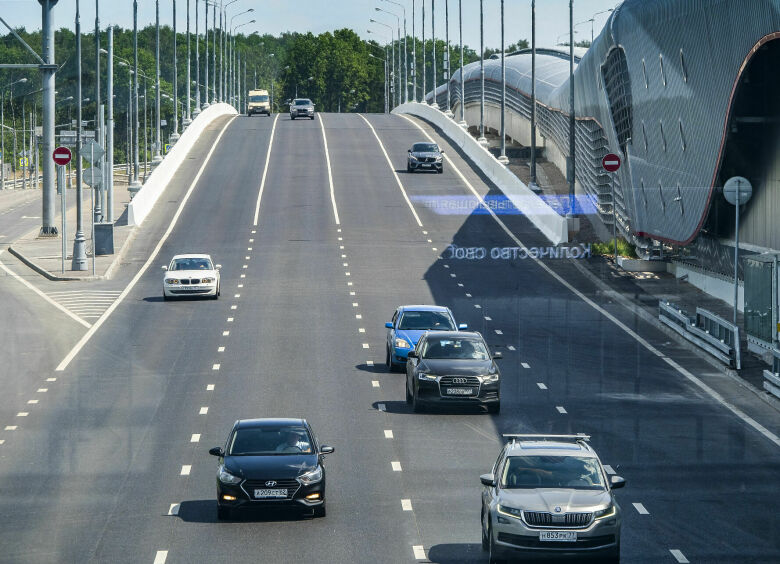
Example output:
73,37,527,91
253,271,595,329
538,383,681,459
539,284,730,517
407,142,444,173
209,418,334,519
406,331,502,413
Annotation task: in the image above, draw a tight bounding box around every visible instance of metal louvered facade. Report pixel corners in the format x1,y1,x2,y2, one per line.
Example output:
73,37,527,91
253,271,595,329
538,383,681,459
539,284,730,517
426,0,780,254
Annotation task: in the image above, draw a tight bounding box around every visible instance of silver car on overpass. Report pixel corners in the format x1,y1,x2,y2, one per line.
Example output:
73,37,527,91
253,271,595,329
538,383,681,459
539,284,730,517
290,98,315,120
481,435,625,563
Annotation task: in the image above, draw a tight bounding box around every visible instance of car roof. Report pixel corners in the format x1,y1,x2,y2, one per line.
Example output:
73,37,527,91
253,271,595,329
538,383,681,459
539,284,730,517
171,253,212,260
423,330,481,339
235,418,307,429
398,304,450,313
506,440,596,458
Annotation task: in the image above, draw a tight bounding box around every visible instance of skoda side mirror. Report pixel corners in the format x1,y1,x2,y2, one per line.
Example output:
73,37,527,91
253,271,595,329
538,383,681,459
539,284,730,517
480,473,496,487
610,475,626,489
407,149,411,152
215,264,222,270
458,323,468,329
209,446,224,457
492,352,503,360
320,445,335,455
385,322,393,328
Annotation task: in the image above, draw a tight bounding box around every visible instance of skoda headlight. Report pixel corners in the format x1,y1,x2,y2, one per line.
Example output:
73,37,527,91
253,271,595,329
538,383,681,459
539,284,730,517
394,338,411,349
297,465,323,486
478,373,499,383
218,465,242,485
201,277,214,284
418,372,437,381
594,503,616,519
166,278,180,285
497,504,523,519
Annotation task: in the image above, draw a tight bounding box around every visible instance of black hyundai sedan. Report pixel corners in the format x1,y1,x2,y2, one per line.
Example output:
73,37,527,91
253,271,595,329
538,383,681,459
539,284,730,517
209,418,334,519
407,142,444,173
405,331,502,413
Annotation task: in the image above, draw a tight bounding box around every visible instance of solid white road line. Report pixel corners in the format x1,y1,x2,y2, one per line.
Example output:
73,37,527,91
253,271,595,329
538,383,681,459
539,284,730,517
384,429,394,438
537,383,548,390
0,251,91,328
180,465,191,476
317,114,341,225
556,406,567,414
190,434,201,443
168,503,180,516
632,502,649,515
55,116,237,372
412,546,426,560
391,461,402,471
669,549,690,563
153,550,168,564
253,113,279,226
399,113,780,449
401,499,413,511
357,114,423,226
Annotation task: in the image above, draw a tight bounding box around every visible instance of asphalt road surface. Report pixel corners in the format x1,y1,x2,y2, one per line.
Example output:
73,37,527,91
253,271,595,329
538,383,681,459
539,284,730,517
0,112,777,563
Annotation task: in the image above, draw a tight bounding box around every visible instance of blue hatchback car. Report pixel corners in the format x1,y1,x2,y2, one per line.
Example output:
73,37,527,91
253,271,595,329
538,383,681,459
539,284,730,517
385,305,467,371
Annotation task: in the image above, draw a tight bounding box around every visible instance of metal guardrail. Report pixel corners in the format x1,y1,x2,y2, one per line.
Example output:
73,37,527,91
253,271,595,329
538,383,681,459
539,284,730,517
658,301,742,369
764,348,780,400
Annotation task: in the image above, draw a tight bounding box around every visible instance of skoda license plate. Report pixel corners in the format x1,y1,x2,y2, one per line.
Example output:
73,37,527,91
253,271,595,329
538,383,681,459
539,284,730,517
539,531,576,542
446,387,473,395
254,489,287,499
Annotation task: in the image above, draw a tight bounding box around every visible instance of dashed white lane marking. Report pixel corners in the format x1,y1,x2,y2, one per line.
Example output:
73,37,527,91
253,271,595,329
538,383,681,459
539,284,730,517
17,412,28,417
240,274,245,278
521,362,530,369
153,550,168,564
245,256,250,260
27,399,38,404
249,238,254,242
340,245,344,249
366,360,374,366
343,262,348,267
237,284,243,288
338,237,343,241
37,388,47,393
337,228,341,232
230,305,237,310
556,406,567,414
234,294,241,298
457,283,463,287
356,314,362,319
401,499,413,511
347,282,353,286
242,264,247,269
0,440,4,445
54,117,237,373
359,328,366,333
352,302,359,307
206,384,215,391
168,503,180,516
507,345,516,351
449,273,455,277
218,346,225,352
345,272,351,276
199,407,209,415
362,343,369,349
603,465,616,475
632,502,649,515
251,230,256,234
247,247,252,251
670,549,689,563
191,434,201,443
372,381,380,388
484,316,492,321
427,239,432,243
537,383,548,390
465,293,472,297
212,364,220,371
317,113,341,224
391,461,402,471
475,304,481,309
253,113,279,225
378,403,386,411
222,331,229,336
180,465,191,476
412,546,426,560
5,426,17,431
46,377,56,382
384,429,394,439
357,113,423,226
227,317,234,322
495,329,503,335
349,291,356,295
443,264,449,269
433,247,438,251
422,230,428,234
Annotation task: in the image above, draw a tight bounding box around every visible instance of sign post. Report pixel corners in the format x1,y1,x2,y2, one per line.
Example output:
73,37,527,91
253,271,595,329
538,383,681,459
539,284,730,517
52,147,72,273
723,176,753,326
602,153,622,262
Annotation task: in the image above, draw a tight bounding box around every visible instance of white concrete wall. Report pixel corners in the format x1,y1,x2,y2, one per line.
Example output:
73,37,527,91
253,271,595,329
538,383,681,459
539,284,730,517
393,102,568,245
128,103,237,226
668,261,744,313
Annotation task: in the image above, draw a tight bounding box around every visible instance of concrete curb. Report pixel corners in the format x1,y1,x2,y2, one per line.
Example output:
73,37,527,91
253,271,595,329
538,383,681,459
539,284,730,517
570,258,779,412
7,245,81,281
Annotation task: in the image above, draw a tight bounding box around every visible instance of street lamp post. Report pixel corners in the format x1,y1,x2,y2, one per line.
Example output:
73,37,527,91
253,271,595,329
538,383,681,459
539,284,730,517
371,19,395,108
130,0,142,192
194,0,201,116
94,0,102,223
530,0,538,189
152,0,163,166
498,0,507,164
383,1,407,104
422,0,426,102
202,0,210,109
430,0,438,109
458,0,465,126
412,0,417,102
184,0,192,127
567,0,576,220
170,0,180,145
477,0,487,146
375,7,400,108
0,78,27,190
368,52,388,114
444,0,452,117
72,0,88,270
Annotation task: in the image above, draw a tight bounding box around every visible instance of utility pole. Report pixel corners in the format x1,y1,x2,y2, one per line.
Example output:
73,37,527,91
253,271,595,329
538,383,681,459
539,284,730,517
458,0,465,126
185,0,192,127
171,0,180,144
422,1,426,102
412,0,416,102
431,0,437,108
94,0,102,222
40,0,58,235
212,2,217,103
530,0,538,189
498,0,507,164
477,0,487,145
106,25,115,219
152,0,162,166
194,0,201,116
568,0,576,220
131,1,141,192
203,0,210,109
73,0,88,269
444,0,451,117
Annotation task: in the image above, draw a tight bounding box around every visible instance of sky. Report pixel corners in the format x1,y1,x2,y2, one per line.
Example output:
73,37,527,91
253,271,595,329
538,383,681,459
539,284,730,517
1,0,621,52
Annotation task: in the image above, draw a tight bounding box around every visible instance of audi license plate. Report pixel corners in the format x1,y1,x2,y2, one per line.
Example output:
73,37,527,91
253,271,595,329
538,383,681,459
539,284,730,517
446,387,474,395
254,489,287,499
539,531,576,542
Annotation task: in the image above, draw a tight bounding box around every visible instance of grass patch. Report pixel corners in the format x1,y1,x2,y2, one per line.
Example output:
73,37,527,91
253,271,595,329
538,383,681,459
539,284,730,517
591,238,638,258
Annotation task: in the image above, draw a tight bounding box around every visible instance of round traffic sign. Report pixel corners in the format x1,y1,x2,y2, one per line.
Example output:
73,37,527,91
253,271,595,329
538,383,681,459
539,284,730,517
602,153,621,172
723,176,752,206
52,146,72,166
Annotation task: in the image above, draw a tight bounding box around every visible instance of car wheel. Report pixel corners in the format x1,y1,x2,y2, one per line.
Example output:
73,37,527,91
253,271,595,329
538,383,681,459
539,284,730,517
487,402,500,415
405,381,412,405
603,545,620,563
291,115,295,120
407,163,412,172
437,167,444,174
488,525,505,563
313,503,326,518
481,510,489,550
163,292,169,301
385,347,391,369
412,387,423,413
310,116,315,120
216,504,230,521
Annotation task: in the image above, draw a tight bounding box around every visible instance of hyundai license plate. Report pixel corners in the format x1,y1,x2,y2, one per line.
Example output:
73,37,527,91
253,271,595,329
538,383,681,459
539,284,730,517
539,531,576,542
446,387,474,395
254,489,287,499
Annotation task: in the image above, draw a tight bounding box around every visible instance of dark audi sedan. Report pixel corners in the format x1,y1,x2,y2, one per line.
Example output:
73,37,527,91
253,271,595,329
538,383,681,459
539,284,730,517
406,331,502,413
407,142,444,173
209,418,334,519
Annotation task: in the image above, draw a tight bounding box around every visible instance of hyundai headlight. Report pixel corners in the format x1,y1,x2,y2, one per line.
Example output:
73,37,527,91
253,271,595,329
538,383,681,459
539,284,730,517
394,338,411,349
166,278,180,285
418,372,437,381
218,465,242,485
478,373,499,383
297,465,323,486
497,504,523,519
594,504,615,519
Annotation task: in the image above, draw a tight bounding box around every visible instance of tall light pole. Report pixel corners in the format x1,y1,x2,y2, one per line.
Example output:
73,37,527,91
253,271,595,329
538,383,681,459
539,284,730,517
39,0,57,235
412,0,417,101
375,7,401,107
444,0,451,117
0,78,27,190
458,0,465,126
371,19,395,108
222,0,239,102
368,51,388,114
131,0,142,192
422,1,426,102
430,0,438,108
232,19,254,106
211,1,217,104
170,0,180,144
498,0,508,164
94,0,102,223
383,1,407,104
230,9,254,105
184,0,192,126
152,0,163,166
568,0,576,219
105,28,116,218
530,0,538,189
477,0,487,145
194,0,202,116
73,0,88,270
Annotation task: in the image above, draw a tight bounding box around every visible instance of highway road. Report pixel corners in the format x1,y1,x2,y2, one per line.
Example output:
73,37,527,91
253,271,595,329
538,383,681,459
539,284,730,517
0,112,777,563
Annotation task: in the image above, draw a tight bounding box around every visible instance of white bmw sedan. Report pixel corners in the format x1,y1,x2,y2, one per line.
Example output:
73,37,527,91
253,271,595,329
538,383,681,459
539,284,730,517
162,254,221,300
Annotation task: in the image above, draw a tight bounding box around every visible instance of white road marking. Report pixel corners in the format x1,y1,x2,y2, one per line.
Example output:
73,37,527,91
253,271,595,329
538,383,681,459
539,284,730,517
46,377,56,382
347,281,353,286
362,343,369,349
670,549,689,563
433,247,439,251
55,116,238,372
422,230,428,234
222,331,229,336
400,111,780,449
356,314,362,319
339,245,344,249
240,274,245,278
247,247,252,251
338,237,343,241
358,113,423,226
0,251,91,328
27,399,38,404
507,345,516,351
5,426,18,430
251,230,256,233
495,329,503,335
317,114,341,224
484,316,492,321
367,360,374,366
206,384,215,391
337,228,341,232
359,328,366,333
253,113,279,225
190,434,201,443
349,291,355,295
212,364,220,370
401,499,413,511
249,238,254,242
218,346,225,352
37,388,47,393
391,461,402,471
343,262,349,267
199,407,208,415
457,283,464,287
632,502,649,515
17,412,28,417
230,305,237,310
556,406,567,414
153,550,168,564
245,256,250,260
521,362,530,369
345,272,351,276
0,440,4,445
475,304,481,309
242,264,247,269
168,503,180,516
372,380,380,387
465,293,472,297
384,429,394,438
342,254,347,258
603,465,615,475
449,273,455,277
237,284,243,288
427,239,432,243
537,383,547,390
412,546,426,560
181,466,191,476
352,302,359,307
443,264,449,269
378,403,386,411
234,294,241,299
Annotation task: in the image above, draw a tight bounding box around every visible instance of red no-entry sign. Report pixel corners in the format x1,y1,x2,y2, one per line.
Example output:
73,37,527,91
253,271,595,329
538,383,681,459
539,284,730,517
52,146,72,166
602,153,621,172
